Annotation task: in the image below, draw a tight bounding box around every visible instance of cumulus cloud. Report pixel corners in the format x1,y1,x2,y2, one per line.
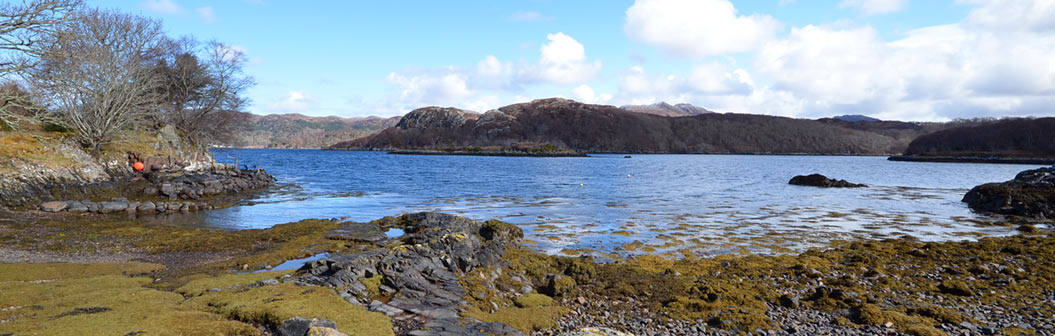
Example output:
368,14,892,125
266,91,317,113
753,1,1055,120
196,6,216,23
618,63,754,98
624,0,781,57
572,85,613,104
960,0,1055,33
385,70,475,109
519,33,603,84
140,0,184,15
838,0,908,15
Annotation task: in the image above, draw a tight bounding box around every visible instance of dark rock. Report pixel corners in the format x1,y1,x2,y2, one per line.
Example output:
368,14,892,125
327,222,387,244
276,317,338,336
778,294,799,308
789,174,867,188
67,201,88,213
297,212,523,335
963,166,1055,219
99,202,128,214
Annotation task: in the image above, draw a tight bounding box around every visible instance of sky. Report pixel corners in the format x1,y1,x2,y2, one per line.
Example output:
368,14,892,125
102,0,1055,121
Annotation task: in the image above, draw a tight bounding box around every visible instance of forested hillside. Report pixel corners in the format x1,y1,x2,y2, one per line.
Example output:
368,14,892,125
225,112,398,148
903,117,1055,158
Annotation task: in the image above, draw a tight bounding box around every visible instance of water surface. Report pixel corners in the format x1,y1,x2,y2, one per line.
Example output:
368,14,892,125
169,149,1044,256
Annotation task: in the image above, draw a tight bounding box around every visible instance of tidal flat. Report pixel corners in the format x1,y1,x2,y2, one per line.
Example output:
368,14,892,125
0,210,1052,336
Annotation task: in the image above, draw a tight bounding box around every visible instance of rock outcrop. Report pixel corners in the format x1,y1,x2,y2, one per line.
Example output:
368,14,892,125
296,212,527,336
788,174,867,188
142,167,275,201
36,167,275,214
963,166,1055,219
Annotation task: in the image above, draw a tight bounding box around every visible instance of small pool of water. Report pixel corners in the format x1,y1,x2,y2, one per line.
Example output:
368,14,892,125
386,228,405,239
258,252,331,272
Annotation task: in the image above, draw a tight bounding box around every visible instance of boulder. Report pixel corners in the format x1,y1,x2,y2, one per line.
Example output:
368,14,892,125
789,174,867,188
99,202,128,214
67,201,89,213
40,201,68,212
137,202,156,213
963,166,1055,219
276,317,340,336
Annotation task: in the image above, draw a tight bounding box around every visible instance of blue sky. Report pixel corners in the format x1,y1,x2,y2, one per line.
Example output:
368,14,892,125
104,0,1053,121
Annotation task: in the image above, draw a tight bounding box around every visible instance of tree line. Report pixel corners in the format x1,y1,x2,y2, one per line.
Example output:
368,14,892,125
0,0,253,154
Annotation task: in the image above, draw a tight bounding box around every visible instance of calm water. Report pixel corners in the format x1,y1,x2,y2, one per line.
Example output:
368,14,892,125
161,149,1044,256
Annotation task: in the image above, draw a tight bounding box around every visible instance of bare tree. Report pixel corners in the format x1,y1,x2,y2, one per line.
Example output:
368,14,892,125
0,0,81,74
0,0,80,131
155,38,254,145
27,8,165,153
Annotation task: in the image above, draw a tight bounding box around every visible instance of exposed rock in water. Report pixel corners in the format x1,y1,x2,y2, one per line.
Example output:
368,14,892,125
788,174,867,188
963,166,1055,219
296,212,526,336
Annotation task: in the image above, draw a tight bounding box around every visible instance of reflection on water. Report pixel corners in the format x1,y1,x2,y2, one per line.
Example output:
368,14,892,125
256,252,330,273
144,149,1045,257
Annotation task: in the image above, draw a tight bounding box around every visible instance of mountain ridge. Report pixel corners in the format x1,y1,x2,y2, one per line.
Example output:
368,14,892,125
331,98,944,155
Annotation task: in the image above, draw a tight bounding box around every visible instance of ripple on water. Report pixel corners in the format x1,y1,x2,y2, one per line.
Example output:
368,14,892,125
198,150,1044,258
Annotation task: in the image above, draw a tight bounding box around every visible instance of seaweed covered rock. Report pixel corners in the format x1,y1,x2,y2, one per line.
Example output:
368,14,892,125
145,167,276,201
963,166,1055,219
297,212,526,336
789,174,866,188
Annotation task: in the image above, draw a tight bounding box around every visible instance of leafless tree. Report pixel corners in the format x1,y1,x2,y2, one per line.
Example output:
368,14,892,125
0,0,81,74
27,8,165,153
0,0,81,130
155,38,254,145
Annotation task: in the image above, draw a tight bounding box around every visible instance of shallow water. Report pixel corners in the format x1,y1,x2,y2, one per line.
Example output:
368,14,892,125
159,149,1045,256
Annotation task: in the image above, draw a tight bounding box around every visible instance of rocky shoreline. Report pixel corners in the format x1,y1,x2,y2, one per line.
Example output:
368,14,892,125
888,155,1055,165
29,166,275,215
387,149,588,157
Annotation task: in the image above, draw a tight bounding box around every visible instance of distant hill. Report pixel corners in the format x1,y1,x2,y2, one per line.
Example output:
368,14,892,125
832,114,881,122
620,102,713,117
901,117,1055,159
332,98,939,155
226,112,399,148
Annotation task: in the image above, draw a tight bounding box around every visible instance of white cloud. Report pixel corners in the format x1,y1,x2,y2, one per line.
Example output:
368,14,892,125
572,85,612,104
266,91,316,113
960,0,1055,33
196,6,216,23
618,63,754,99
385,71,475,108
519,32,602,84
624,0,781,57
509,11,554,22
839,0,908,15
140,0,184,15
466,95,503,112
752,0,1055,120
476,55,510,77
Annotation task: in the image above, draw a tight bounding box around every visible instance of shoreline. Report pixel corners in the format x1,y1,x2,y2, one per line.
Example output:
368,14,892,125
0,211,1051,336
387,149,589,157
889,155,1055,165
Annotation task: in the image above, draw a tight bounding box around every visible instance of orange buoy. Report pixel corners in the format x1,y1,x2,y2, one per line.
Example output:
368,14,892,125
133,162,144,171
